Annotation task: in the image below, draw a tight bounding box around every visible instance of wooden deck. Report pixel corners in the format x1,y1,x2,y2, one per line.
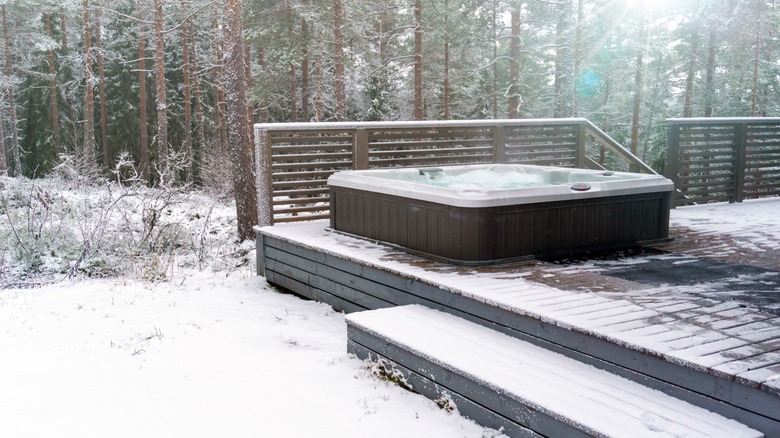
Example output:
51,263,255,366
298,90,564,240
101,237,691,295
257,199,780,436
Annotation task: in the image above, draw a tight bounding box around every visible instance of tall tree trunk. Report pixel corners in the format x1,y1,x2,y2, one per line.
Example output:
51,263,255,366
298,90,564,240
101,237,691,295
181,8,193,183
553,0,575,118
138,20,149,181
683,21,699,118
223,0,258,241
760,0,774,116
630,19,647,162
45,13,62,160
573,0,584,115
245,44,254,147
0,109,6,174
334,0,345,121
290,63,297,121
315,56,323,121
60,10,78,146
442,0,450,120
2,4,21,176
508,4,520,118
751,1,761,116
82,0,97,173
190,21,206,156
300,17,309,122
704,26,716,117
95,5,110,171
153,0,169,181
212,19,228,155
491,0,498,118
413,0,423,120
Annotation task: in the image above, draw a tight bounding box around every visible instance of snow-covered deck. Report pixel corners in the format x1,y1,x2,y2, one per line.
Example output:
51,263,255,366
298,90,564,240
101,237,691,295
258,198,780,435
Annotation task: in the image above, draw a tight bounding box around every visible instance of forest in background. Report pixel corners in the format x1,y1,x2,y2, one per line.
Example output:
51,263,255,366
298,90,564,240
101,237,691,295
0,0,778,186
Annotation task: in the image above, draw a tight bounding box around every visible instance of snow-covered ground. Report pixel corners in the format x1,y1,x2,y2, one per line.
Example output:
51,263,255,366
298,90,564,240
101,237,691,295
0,274,491,437
0,175,491,437
1,173,778,437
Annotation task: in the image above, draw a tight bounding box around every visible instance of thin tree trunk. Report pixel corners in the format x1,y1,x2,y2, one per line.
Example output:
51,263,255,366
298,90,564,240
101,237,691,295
573,0,584,115
223,0,258,241
704,26,716,117
491,0,498,118
760,0,774,116
315,56,323,121
82,0,97,173
683,21,699,118
153,0,169,181
751,2,761,116
245,44,254,146
2,4,21,176
630,19,646,162
290,63,297,121
334,0,345,121
60,10,78,145
300,14,309,122
0,109,6,173
181,8,193,183
600,73,611,166
508,5,520,118
45,14,62,159
553,0,575,118
217,43,228,154
442,0,450,120
190,21,206,156
413,0,423,120
138,20,149,181
95,5,110,170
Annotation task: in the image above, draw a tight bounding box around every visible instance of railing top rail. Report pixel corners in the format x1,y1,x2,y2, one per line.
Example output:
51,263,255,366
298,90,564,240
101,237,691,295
583,120,657,175
255,118,591,131
666,117,780,125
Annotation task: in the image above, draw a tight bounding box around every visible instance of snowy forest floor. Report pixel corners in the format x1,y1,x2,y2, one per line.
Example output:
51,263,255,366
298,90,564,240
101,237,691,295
0,173,493,437
1,172,778,437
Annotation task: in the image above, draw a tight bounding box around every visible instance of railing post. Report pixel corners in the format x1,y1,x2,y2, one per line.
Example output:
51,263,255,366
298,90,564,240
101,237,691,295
353,128,369,169
734,122,748,203
576,122,588,169
664,121,681,207
256,126,273,227
493,125,507,163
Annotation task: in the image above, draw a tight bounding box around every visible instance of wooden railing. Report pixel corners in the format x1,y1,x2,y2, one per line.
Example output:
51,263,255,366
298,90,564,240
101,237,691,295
665,118,780,206
255,118,655,226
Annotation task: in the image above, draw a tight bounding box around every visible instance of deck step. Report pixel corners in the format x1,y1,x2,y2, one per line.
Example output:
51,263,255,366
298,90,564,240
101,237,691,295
346,305,763,438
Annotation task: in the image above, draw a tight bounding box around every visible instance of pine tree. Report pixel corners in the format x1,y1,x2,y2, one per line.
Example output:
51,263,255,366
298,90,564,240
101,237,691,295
223,0,257,240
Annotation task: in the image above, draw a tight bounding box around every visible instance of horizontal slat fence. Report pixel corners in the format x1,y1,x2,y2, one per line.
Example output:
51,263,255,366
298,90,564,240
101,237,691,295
256,119,654,226
665,118,780,206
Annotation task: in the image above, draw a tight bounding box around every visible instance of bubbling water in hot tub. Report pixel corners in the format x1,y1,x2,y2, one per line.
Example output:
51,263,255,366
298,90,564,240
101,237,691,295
388,165,632,191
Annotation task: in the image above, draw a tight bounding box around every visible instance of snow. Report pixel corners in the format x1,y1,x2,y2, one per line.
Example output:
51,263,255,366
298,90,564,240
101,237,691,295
0,274,489,437
347,305,762,438
671,197,780,251
0,175,490,438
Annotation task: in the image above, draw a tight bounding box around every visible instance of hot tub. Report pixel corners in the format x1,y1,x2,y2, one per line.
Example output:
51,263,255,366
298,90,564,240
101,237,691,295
328,164,674,264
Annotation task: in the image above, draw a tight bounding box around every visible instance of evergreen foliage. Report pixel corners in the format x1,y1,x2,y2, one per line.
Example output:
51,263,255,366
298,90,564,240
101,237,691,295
0,0,778,181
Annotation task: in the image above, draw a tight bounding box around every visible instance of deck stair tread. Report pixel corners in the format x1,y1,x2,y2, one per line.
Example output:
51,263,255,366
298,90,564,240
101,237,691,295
347,304,762,438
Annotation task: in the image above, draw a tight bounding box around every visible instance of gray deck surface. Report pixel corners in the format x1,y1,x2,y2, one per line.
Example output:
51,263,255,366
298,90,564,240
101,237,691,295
258,198,780,435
